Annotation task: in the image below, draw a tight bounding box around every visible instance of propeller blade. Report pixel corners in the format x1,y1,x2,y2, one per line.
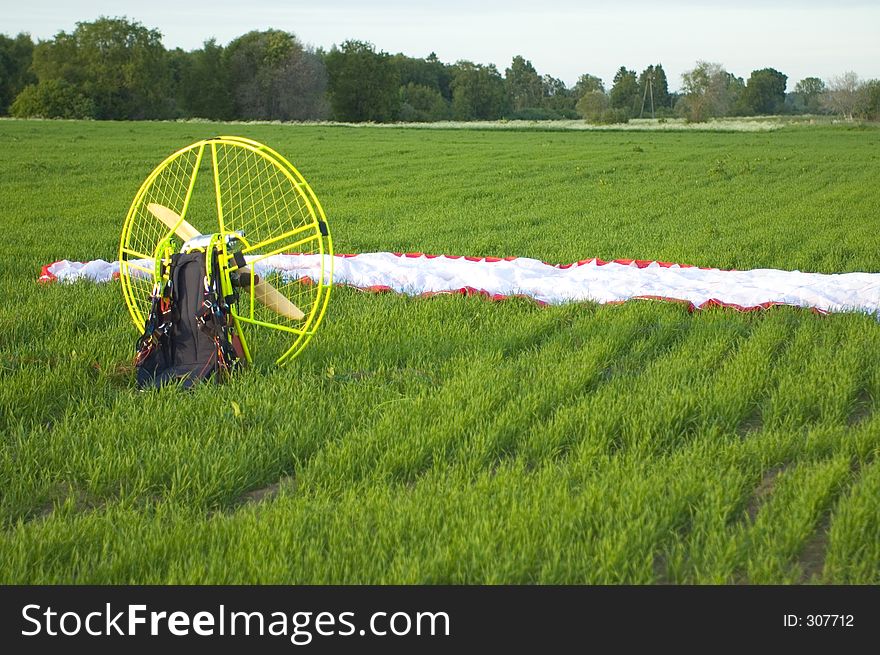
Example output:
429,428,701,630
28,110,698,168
248,270,305,321
147,203,201,241
147,203,305,321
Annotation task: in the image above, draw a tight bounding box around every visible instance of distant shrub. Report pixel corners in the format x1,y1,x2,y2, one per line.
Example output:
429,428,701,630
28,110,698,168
398,83,451,122
507,107,563,120
397,102,419,122
675,96,709,123
596,108,629,124
10,80,95,119
576,89,630,124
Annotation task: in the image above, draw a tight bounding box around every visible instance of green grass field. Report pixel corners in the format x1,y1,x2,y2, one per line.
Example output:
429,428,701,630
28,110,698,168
1,119,878,583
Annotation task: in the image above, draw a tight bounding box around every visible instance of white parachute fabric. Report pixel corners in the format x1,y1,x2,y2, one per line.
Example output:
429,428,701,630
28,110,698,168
39,259,121,283
40,253,880,316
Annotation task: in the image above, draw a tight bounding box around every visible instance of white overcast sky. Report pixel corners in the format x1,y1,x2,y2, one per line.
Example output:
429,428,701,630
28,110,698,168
2,1,878,91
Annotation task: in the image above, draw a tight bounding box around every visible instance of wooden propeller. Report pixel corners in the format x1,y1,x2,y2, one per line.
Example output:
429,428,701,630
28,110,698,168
147,203,305,321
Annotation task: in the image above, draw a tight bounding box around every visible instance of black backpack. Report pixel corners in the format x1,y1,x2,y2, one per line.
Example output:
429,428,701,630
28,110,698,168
135,250,240,389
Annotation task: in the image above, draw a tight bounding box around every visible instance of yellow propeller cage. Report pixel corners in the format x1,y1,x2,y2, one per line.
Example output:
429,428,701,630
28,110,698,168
119,136,333,365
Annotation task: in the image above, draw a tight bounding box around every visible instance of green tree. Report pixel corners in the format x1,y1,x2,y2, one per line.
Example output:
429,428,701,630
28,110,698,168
325,40,399,122
609,66,638,115
505,55,542,112
176,39,233,120
0,33,36,114
29,17,168,119
721,72,747,115
677,61,742,121
165,47,198,118
392,52,452,100
426,52,453,100
450,61,507,120
227,30,328,121
541,74,576,117
572,73,604,98
678,62,712,121
742,68,787,115
794,77,826,114
652,64,671,108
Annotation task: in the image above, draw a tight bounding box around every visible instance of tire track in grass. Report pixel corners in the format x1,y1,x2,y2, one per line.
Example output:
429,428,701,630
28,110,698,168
585,427,764,583
548,314,813,583
709,311,804,437
732,317,880,582
661,435,813,583
658,439,768,583
674,397,880,584
673,410,878,582
649,442,764,583
595,311,757,459
848,388,874,427
505,315,762,582
823,454,880,583
299,305,602,490
796,511,832,583
517,306,697,464
763,315,875,431
302,308,716,582
452,307,681,473
655,395,856,582
342,306,661,486
800,414,880,582
845,325,880,427
730,319,880,548
741,453,853,583
537,431,762,583
307,304,696,491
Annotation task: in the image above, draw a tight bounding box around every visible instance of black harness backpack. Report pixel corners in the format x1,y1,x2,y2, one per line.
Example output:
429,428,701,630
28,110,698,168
135,249,241,389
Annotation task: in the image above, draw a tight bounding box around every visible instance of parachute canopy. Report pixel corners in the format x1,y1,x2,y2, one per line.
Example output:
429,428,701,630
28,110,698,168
40,251,880,316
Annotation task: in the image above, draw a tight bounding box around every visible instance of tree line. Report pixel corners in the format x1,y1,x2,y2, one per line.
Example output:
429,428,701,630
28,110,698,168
2,17,878,124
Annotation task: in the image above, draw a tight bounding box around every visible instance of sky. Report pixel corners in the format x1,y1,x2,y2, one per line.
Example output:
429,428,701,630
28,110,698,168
2,1,878,91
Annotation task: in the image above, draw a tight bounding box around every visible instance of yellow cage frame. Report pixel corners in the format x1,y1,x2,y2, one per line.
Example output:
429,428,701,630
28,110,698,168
119,136,333,365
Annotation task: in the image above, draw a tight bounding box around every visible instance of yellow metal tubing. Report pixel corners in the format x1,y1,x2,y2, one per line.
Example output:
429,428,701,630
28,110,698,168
119,136,333,366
